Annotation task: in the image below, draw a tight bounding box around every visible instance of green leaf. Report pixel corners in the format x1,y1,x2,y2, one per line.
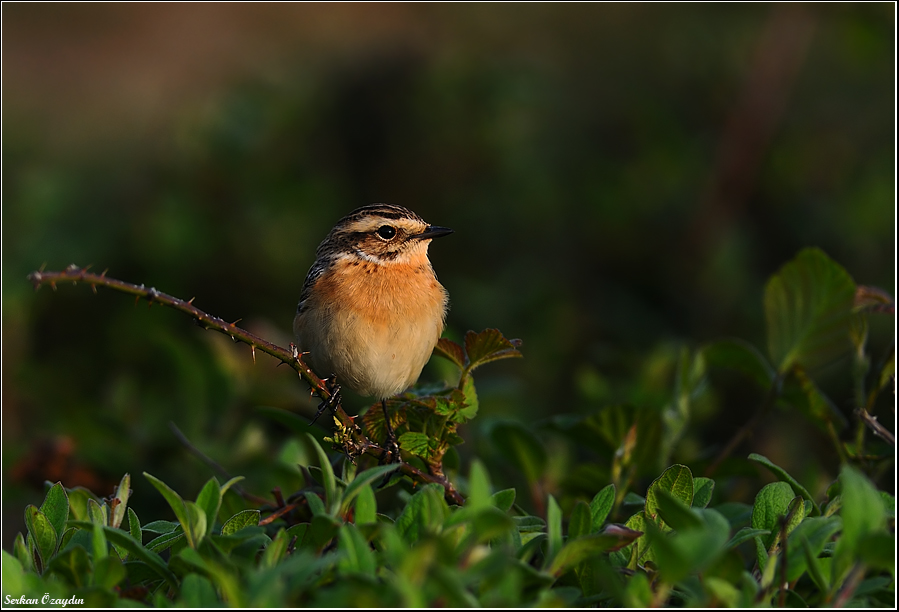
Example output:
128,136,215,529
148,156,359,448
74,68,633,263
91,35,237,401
692,478,715,509
750,482,795,549
306,433,338,515
395,483,448,543
457,376,480,421
184,501,208,548
624,568,653,607
784,516,841,582
801,534,830,592
589,484,616,530
93,556,126,590
110,474,130,529
397,431,432,459
702,338,775,389
87,498,106,526
221,509,261,535
304,491,326,517
180,574,221,607
568,501,593,539
765,247,856,373
337,523,376,577
24,505,57,570
546,495,563,567
489,420,547,485
39,483,69,548
622,512,649,569
2,549,27,596
64,487,98,522
286,524,312,550
260,529,290,568
310,514,341,551
219,476,245,498
837,465,885,553
467,459,492,509
857,532,894,571
195,477,222,537
353,483,377,526
341,464,399,516
13,532,33,573
141,520,179,534
491,488,516,513
645,464,694,527
434,337,466,369
650,508,731,583
654,488,703,531
549,533,627,576
144,472,192,545
726,527,771,550
68,520,178,590
46,545,90,588
748,453,819,515
127,508,142,546
91,515,109,561
513,515,546,532
146,529,184,554
463,328,523,373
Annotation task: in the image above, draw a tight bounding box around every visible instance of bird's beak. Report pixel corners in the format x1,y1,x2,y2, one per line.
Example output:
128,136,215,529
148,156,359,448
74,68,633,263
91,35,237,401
415,225,454,240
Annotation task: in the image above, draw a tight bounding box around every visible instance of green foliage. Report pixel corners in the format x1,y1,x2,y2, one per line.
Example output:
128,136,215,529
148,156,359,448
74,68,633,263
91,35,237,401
5,455,892,607
4,245,894,607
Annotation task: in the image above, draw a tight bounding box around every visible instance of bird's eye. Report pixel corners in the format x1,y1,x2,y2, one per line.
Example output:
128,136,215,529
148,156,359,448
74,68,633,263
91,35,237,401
376,225,396,240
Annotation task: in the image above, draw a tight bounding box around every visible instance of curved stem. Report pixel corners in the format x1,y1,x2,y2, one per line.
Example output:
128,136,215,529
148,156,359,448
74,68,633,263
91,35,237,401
27,265,465,505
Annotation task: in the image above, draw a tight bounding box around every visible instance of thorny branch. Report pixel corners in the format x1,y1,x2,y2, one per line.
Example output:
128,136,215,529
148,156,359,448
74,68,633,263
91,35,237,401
856,408,895,448
27,264,464,505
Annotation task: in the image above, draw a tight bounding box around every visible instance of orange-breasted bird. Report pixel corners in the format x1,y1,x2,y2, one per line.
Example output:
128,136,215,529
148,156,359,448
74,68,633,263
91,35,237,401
293,203,452,451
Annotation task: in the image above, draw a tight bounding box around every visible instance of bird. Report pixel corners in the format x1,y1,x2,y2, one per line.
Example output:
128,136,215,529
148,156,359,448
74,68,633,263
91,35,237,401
293,203,453,454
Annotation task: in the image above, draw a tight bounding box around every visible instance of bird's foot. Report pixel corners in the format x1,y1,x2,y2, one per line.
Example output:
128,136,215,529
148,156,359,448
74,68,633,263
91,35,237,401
310,376,342,425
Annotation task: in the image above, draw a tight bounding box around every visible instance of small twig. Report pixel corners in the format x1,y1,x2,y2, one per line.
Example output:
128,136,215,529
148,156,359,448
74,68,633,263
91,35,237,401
778,515,789,607
168,422,270,506
259,502,301,526
832,564,866,607
706,374,783,477
856,408,895,447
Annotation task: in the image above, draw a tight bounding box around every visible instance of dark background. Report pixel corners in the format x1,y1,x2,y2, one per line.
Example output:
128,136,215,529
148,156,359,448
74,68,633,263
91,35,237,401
2,3,894,544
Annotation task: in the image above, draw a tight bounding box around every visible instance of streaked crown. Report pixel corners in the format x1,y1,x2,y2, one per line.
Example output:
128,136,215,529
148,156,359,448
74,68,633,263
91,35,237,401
318,204,452,264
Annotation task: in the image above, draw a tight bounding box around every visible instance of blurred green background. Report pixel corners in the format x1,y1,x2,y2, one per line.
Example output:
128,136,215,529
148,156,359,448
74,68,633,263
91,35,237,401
2,3,894,544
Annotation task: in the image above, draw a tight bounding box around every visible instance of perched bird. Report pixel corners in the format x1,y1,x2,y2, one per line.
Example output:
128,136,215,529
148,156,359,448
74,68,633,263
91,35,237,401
293,203,452,449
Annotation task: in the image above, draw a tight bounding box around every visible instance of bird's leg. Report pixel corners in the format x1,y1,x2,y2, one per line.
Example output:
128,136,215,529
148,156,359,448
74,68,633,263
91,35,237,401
380,399,401,463
310,376,342,425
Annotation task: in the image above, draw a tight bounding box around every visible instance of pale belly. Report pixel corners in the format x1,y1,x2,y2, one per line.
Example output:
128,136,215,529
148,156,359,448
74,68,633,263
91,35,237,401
295,264,447,399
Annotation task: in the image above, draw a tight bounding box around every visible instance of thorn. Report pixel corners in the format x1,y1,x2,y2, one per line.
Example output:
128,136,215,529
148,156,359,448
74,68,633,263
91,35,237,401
230,335,236,342
100,268,109,278
50,281,57,291
230,318,242,327
90,284,97,294
39,263,47,273
187,297,196,305
251,346,256,363
83,264,93,272
134,295,140,306
66,263,79,272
